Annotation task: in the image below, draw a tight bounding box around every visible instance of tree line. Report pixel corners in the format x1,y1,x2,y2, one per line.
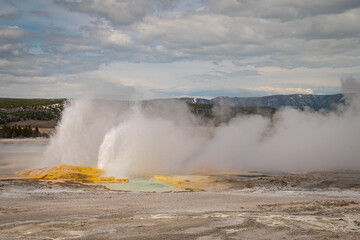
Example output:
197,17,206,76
0,125,43,138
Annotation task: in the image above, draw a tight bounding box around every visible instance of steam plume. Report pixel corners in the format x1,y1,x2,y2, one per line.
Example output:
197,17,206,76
42,78,360,177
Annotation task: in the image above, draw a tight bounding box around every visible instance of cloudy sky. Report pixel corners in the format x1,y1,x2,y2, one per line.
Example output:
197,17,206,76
0,0,360,99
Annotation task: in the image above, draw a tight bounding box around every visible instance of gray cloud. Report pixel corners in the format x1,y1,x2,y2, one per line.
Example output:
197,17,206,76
0,26,27,43
0,10,22,20
1,0,360,99
157,87,271,98
30,10,51,18
79,78,139,100
134,11,360,67
0,26,31,58
2,0,16,7
54,0,174,25
0,0,22,20
0,52,104,78
3,1,359,70
290,9,360,40
342,77,360,94
186,69,259,83
0,43,31,58
0,27,97,77
48,24,65,32
40,25,134,55
205,0,360,21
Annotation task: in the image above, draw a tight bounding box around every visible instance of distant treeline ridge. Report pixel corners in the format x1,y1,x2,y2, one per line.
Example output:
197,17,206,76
0,125,45,138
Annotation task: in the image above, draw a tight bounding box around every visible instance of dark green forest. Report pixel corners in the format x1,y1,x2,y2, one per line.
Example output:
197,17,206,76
0,98,66,125
0,125,43,138
0,98,65,108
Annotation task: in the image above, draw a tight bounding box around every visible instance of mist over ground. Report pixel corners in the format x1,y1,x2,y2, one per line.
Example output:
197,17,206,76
42,78,360,177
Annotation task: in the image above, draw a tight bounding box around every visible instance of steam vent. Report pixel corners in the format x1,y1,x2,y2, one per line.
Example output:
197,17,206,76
16,164,129,184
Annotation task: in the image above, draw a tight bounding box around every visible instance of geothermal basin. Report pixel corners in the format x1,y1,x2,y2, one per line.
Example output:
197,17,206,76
1,138,360,239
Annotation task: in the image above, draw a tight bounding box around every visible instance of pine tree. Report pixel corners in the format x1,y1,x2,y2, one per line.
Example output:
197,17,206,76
16,125,21,136
5,125,11,137
11,128,17,138
20,126,26,137
35,127,40,137
28,125,33,137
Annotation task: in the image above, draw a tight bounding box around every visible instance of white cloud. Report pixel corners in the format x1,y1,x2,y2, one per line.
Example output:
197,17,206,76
0,26,30,58
54,0,147,25
107,31,132,46
40,25,133,55
0,26,27,43
137,14,230,46
205,0,360,21
0,0,360,98
133,10,360,68
248,86,314,95
291,8,360,40
0,74,56,84
54,0,174,25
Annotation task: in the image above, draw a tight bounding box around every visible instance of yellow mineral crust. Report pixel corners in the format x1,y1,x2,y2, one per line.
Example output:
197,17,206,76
16,164,129,184
152,174,229,191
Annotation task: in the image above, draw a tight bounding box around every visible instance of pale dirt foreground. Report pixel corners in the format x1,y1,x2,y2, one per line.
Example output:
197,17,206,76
1,171,360,240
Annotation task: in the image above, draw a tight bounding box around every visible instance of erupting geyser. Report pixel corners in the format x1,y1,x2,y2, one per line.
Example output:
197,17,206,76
40,78,360,178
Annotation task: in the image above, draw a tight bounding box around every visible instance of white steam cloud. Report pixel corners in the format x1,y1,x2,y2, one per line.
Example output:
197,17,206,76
42,78,360,176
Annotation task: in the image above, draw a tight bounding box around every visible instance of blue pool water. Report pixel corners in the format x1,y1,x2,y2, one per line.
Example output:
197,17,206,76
101,178,178,192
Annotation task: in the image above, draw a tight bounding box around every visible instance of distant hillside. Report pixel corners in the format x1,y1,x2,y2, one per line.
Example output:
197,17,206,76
0,98,66,125
177,97,213,105
187,103,276,125
178,94,345,110
0,98,65,109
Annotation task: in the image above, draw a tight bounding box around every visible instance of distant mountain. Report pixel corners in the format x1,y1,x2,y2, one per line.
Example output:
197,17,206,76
177,97,213,105
178,94,345,110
